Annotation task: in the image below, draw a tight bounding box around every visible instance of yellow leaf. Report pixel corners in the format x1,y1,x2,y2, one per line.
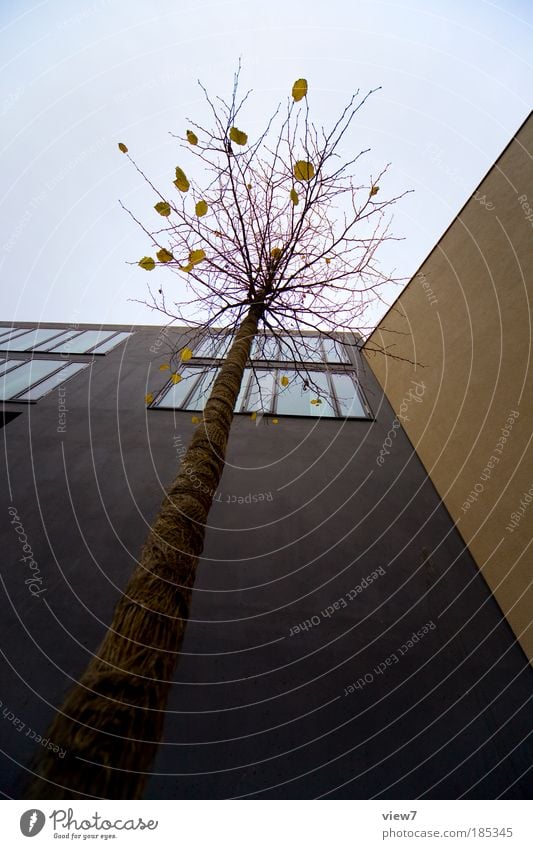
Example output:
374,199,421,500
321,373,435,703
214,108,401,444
195,200,208,217
292,78,308,102
174,167,190,192
310,398,323,405
170,373,182,384
189,249,206,265
272,418,279,424
145,393,154,404
229,126,248,146
159,363,170,371
180,262,194,273
154,201,171,216
186,130,198,145
370,185,379,196
280,375,289,387
294,160,315,182
290,187,299,205
180,347,193,361
118,142,128,153
191,415,200,424
139,256,155,271
250,411,257,420
157,248,173,263
271,247,282,259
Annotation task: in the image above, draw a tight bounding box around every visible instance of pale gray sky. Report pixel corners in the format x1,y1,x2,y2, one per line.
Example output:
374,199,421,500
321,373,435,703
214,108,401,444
0,0,531,328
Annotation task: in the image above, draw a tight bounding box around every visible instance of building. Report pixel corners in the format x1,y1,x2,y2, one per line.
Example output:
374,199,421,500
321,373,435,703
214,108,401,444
1,115,531,800
364,111,533,663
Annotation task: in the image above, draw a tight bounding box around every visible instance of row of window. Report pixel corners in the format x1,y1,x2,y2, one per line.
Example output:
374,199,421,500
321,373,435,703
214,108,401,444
188,333,352,364
0,359,89,402
0,326,131,355
152,366,370,419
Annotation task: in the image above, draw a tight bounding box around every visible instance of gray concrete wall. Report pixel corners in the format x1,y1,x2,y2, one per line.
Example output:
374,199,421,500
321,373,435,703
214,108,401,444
1,324,531,799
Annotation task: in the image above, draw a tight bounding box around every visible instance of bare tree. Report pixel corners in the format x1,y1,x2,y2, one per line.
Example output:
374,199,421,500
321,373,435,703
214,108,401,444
28,69,407,799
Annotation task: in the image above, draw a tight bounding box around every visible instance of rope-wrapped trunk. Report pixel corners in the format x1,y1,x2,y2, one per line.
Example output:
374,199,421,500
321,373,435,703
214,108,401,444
27,306,262,799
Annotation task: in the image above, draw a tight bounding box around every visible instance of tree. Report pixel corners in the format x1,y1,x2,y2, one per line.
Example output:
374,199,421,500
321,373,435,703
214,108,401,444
28,69,406,799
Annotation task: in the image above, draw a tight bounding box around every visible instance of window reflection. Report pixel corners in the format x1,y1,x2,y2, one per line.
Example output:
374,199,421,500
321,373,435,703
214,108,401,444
276,371,335,417
151,336,370,420
332,373,367,417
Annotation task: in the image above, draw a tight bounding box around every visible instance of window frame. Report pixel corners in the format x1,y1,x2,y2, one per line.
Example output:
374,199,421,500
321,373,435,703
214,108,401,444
0,359,90,404
249,333,351,365
150,363,372,420
0,327,133,356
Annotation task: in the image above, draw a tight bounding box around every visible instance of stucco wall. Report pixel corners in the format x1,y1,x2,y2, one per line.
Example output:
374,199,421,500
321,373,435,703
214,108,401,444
364,113,533,661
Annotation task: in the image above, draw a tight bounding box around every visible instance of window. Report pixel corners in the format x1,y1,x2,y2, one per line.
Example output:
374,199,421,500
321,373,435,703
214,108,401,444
185,367,219,410
87,331,132,354
236,369,276,412
17,363,88,402
332,373,367,417
0,360,88,402
151,365,370,419
0,327,35,344
36,330,126,354
31,330,81,351
0,326,132,355
322,337,350,364
295,336,323,363
0,359,25,375
1,328,66,351
193,335,225,358
276,371,336,417
251,336,280,361
154,367,197,409
154,366,220,411
251,334,349,364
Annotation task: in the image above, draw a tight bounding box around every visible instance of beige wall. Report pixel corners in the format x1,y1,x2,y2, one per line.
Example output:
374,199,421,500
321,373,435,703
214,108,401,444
364,114,533,660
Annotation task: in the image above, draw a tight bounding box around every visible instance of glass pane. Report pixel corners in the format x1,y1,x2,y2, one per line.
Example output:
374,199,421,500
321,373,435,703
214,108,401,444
276,371,335,417
251,336,279,360
299,336,323,362
235,369,252,412
0,327,30,344
194,334,224,358
333,373,367,417
278,335,323,363
277,335,298,361
243,370,275,413
1,328,66,351
322,337,349,363
185,367,219,410
91,331,131,354
18,363,88,401
0,360,63,400
0,359,25,375
32,330,80,351
215,335,233,358
52,330,117,354
154,367,198,408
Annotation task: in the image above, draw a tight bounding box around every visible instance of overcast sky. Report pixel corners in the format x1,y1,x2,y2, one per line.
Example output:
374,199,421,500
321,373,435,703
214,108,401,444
0,0,531,330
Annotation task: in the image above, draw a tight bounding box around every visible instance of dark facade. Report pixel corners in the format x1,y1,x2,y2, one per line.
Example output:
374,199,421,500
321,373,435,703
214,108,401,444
1,322,531,799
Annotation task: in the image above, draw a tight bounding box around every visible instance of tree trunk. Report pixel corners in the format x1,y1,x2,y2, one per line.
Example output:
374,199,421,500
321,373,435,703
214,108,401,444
27,306,262,799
